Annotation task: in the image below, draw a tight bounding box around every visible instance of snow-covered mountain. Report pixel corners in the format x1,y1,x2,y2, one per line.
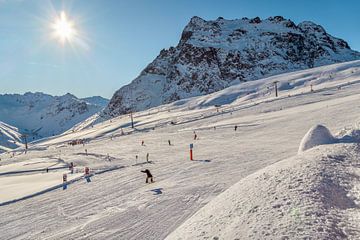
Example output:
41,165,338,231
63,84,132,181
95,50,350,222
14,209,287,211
0,121,23,153
0,92,105,141
81,96,109,108
104,16,360,117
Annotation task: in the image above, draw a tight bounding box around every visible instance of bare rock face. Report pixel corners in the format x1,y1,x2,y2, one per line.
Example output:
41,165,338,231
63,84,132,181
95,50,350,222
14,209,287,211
104,16,360,117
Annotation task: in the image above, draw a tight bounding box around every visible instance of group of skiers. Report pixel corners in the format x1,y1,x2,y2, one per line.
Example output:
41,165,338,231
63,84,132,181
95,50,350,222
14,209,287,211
139,125,238,183
62,124,240,185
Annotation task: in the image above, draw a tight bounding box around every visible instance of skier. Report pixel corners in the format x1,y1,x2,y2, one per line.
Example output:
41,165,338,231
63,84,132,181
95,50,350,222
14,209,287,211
194,133,197,140
69,162,74,174
168,140,171,146
85,149,88,155
146,153,150,163
141,169,154,183
234,125,238,131
141,140,145,146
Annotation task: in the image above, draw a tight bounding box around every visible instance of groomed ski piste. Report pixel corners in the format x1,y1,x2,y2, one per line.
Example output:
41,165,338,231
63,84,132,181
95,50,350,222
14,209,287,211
1,60,360,239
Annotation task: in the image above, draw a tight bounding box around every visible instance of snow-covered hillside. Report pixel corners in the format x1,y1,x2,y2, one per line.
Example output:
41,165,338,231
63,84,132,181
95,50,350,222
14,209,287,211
0,92,105,142
83,60,360,131
104,16,360,117
1,60,360,239
0,122,23,153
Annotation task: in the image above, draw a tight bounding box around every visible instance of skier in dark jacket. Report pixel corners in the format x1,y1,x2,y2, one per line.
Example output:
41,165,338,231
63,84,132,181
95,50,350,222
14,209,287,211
141,169,154,183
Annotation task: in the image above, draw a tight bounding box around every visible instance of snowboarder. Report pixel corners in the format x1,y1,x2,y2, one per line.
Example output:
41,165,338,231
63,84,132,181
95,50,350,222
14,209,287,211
234,125,238,131
146,153,150,163
141,169,154,183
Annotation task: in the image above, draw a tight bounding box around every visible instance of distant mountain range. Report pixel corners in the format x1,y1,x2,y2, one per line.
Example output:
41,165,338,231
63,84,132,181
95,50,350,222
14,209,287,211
0,92,108,151
103,16,360,117
81,96,110,108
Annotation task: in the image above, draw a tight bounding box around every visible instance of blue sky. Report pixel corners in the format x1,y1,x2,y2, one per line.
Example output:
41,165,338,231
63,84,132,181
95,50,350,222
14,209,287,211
0,0,359,98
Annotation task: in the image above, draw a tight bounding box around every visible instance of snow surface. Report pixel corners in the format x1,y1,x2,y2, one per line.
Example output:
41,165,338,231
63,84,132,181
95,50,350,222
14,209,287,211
167,143,360,240
0,61,360,239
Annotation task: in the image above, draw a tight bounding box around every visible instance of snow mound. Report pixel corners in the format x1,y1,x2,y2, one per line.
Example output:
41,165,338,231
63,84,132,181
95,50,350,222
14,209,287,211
337,126,360,143
166,144,360,240
298,124,335,153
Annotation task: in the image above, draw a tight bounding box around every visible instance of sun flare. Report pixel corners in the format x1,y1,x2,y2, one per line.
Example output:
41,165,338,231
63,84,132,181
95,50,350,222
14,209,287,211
52,11,76,44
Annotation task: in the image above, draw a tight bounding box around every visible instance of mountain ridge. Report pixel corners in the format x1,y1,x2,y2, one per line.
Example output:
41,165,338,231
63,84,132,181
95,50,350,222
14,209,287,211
103,15,360,117
0,92,108,144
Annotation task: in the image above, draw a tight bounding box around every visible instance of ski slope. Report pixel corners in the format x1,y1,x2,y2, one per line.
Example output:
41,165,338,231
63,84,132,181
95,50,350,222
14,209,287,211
0,61,360,239
0,121,23,153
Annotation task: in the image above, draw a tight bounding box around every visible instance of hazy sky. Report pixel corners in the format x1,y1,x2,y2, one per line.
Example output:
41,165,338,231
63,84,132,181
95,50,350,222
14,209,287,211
0,0,359,98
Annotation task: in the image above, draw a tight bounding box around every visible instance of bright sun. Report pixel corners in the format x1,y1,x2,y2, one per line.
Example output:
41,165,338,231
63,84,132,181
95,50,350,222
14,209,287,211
52,11,76,44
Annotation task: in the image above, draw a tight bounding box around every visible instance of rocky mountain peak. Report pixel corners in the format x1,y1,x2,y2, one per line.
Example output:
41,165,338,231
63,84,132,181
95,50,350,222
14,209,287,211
103,16,360,117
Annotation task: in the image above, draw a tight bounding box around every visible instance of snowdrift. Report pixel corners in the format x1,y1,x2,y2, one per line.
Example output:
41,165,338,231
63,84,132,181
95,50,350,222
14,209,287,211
166,143,360,240
337,126,360,143
298,124,335,153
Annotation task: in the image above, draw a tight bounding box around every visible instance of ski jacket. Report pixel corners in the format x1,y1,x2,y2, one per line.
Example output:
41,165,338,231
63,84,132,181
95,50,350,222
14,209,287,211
141,169,153,177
